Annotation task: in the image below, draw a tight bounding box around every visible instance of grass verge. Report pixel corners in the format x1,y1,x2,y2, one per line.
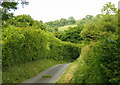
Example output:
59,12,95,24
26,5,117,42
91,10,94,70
57,59,79,83
57,44,106,83
3,59,68,83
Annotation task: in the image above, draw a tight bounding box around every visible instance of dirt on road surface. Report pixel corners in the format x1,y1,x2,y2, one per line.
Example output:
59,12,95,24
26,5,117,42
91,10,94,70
20,63,70,84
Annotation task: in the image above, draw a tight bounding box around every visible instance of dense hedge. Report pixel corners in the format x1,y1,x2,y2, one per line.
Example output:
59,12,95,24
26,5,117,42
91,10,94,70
71,36,120,83
80,15,118,42
2,26,81,69
56,25,83,44
71,14,120,83
4,15,46,30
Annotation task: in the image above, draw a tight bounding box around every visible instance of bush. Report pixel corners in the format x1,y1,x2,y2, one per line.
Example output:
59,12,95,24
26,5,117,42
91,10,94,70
56,25,83,44
80,15,118,42
4,15,46,30
71,36,120,83
2,26,81,69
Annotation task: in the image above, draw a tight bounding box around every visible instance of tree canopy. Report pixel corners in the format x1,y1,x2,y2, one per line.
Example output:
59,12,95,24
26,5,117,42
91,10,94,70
1,0,29,21
101,2,117,15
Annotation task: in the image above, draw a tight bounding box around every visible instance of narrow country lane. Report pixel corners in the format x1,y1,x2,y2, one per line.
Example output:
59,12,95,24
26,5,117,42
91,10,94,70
19,63,70,84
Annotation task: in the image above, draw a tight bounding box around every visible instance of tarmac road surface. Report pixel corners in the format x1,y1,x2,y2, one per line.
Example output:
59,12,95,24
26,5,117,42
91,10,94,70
19,63,70,84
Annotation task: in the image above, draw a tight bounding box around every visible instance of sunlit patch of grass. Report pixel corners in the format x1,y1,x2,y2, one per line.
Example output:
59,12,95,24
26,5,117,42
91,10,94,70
57,61,78,83
58,25,77,32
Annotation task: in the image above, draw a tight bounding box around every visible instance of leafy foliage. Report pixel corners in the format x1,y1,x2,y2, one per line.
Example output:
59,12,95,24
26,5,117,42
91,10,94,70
56,25,83,44
4,15,46,30
2,2,119,84
45,17,76,32
72,36,120,83
58,3,119,83
101,2,117,15
75,15,94,25
2,26,81,69
67,16,76,25
80,15,118,42
70,11,119,83
1,0,29,21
